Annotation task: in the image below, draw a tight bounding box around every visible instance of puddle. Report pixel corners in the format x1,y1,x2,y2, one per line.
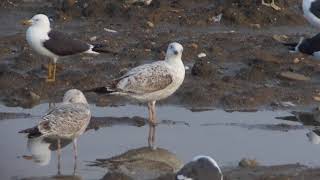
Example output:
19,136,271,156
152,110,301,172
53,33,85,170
0,104,320,180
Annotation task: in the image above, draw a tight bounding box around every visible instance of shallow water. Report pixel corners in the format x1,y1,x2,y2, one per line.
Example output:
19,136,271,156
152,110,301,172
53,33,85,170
0,103,320,180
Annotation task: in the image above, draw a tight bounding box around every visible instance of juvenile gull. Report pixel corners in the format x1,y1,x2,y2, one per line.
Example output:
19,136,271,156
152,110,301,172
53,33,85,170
176,155,223,180
23,14,110,82
19,89,91,174
283,33,320,59
303,0,320,28
86,42,185,148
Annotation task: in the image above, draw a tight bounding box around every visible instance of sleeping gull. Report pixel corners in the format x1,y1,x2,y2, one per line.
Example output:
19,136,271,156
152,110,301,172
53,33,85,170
23,14,110,82
19,89,91,174
303,0,320,28
86,42,185,148
283,33,320,59
176,155,223,180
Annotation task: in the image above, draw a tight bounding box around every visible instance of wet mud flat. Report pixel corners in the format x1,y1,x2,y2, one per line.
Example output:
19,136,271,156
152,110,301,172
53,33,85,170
1,0,320,179
1,104,320,179
0,0,320,110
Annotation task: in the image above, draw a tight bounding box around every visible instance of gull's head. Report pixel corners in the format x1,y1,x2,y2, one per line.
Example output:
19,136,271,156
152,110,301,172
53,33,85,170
22,14,50,28
63,89,88,104
165,42,183,60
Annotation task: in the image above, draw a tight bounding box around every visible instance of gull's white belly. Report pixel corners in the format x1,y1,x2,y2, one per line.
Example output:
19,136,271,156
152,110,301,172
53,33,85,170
26,27,58,60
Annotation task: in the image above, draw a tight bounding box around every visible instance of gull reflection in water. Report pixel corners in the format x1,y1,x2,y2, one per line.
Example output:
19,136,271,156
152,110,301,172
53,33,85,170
23,136,73,173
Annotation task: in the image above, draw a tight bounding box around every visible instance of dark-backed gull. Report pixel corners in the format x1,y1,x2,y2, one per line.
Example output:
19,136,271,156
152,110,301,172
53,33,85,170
23,14,109,82
303,0,320,28
176,155,223,180
283,33,320,59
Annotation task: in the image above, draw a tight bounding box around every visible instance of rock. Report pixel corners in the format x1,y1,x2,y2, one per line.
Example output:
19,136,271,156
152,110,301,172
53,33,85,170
239,158,259,168
146,21,155,28
197,53,206,58
190,43,198,49
191,60,217,78
280,71,310,81
90,36,97,41
293,58,300,64
92,147,183,180
272,34,288,43
29,91,40,103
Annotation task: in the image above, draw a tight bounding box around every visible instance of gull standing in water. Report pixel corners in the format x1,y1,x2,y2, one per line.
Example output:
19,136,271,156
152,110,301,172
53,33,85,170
87,42,185,148
19,89,91,174
23,14,110,82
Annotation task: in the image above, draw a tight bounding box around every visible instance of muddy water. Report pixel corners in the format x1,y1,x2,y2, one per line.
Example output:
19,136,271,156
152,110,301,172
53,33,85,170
0,104,320,180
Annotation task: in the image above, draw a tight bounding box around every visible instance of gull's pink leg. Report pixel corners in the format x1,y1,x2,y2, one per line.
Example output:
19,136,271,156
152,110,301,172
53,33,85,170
57,138,61,175
73,138,78,175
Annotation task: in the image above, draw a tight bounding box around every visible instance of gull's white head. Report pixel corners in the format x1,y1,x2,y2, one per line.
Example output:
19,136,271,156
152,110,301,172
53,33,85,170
306,131,320,144
165,42,183,60
63,89,88,104
24,14,50,28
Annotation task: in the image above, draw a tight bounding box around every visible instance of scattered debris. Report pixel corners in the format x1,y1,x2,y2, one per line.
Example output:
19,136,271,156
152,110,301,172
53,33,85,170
280,71,311,81
146,21,154,28
272,34,288,43
239,158,259,168
104,28,118,33
197,53,206,58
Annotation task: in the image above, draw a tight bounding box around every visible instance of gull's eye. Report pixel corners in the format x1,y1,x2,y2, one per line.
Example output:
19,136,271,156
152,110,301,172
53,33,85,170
170,45,173,49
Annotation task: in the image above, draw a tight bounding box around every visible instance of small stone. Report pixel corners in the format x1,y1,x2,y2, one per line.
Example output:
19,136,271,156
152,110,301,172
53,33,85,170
90,36,97,41
250,24,261,29
190,43,198,49
239,158,259,168
313,96,320,101
29,91,40,103
293,58,300,64
146,21,154,28
144,49,151,52
185,66,190,70
280,71,310,81
197,53,206,58
273,34,288,43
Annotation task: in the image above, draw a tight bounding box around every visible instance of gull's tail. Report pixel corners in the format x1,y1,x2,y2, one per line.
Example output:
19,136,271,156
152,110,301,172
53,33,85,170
86,44,119,54
84,86,116,94
282,42,298,51
282,37,304,53
19,126,42,138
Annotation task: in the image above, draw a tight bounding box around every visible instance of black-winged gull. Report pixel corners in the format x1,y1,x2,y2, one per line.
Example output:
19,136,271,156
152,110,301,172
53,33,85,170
19,89,91,174
23,14,109,82
303,0,320,28
176,155,223,180
86,42,185,148
283,33,320,59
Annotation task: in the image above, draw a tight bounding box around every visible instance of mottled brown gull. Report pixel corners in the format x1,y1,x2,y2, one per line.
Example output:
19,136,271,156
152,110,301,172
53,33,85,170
87,42,185,148
19,89,91,174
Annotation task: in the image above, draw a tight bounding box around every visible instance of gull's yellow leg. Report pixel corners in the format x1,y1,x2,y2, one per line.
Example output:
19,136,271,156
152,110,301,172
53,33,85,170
46,63,56,82
261,0,281,11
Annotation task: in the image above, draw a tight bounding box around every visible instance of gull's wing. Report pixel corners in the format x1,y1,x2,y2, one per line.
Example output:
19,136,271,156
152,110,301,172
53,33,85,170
299,33,320,55
38,103,91,137
43,30,90,56
115,61,173,94
310,0,320,19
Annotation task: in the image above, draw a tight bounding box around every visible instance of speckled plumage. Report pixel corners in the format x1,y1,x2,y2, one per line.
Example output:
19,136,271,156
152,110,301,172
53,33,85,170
39,103,90,139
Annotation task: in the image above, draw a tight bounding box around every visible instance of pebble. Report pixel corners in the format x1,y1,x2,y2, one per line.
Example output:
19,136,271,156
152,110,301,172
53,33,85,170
239,158,259,168
90,36,97,41
280,71,310,81
197,53,206,58
104,28,118,33
146,21,154,28
293,58,300,64
190,43,198,49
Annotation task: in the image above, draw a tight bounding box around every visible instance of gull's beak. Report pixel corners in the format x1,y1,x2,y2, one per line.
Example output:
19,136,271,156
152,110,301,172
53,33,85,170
21,19,32,26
